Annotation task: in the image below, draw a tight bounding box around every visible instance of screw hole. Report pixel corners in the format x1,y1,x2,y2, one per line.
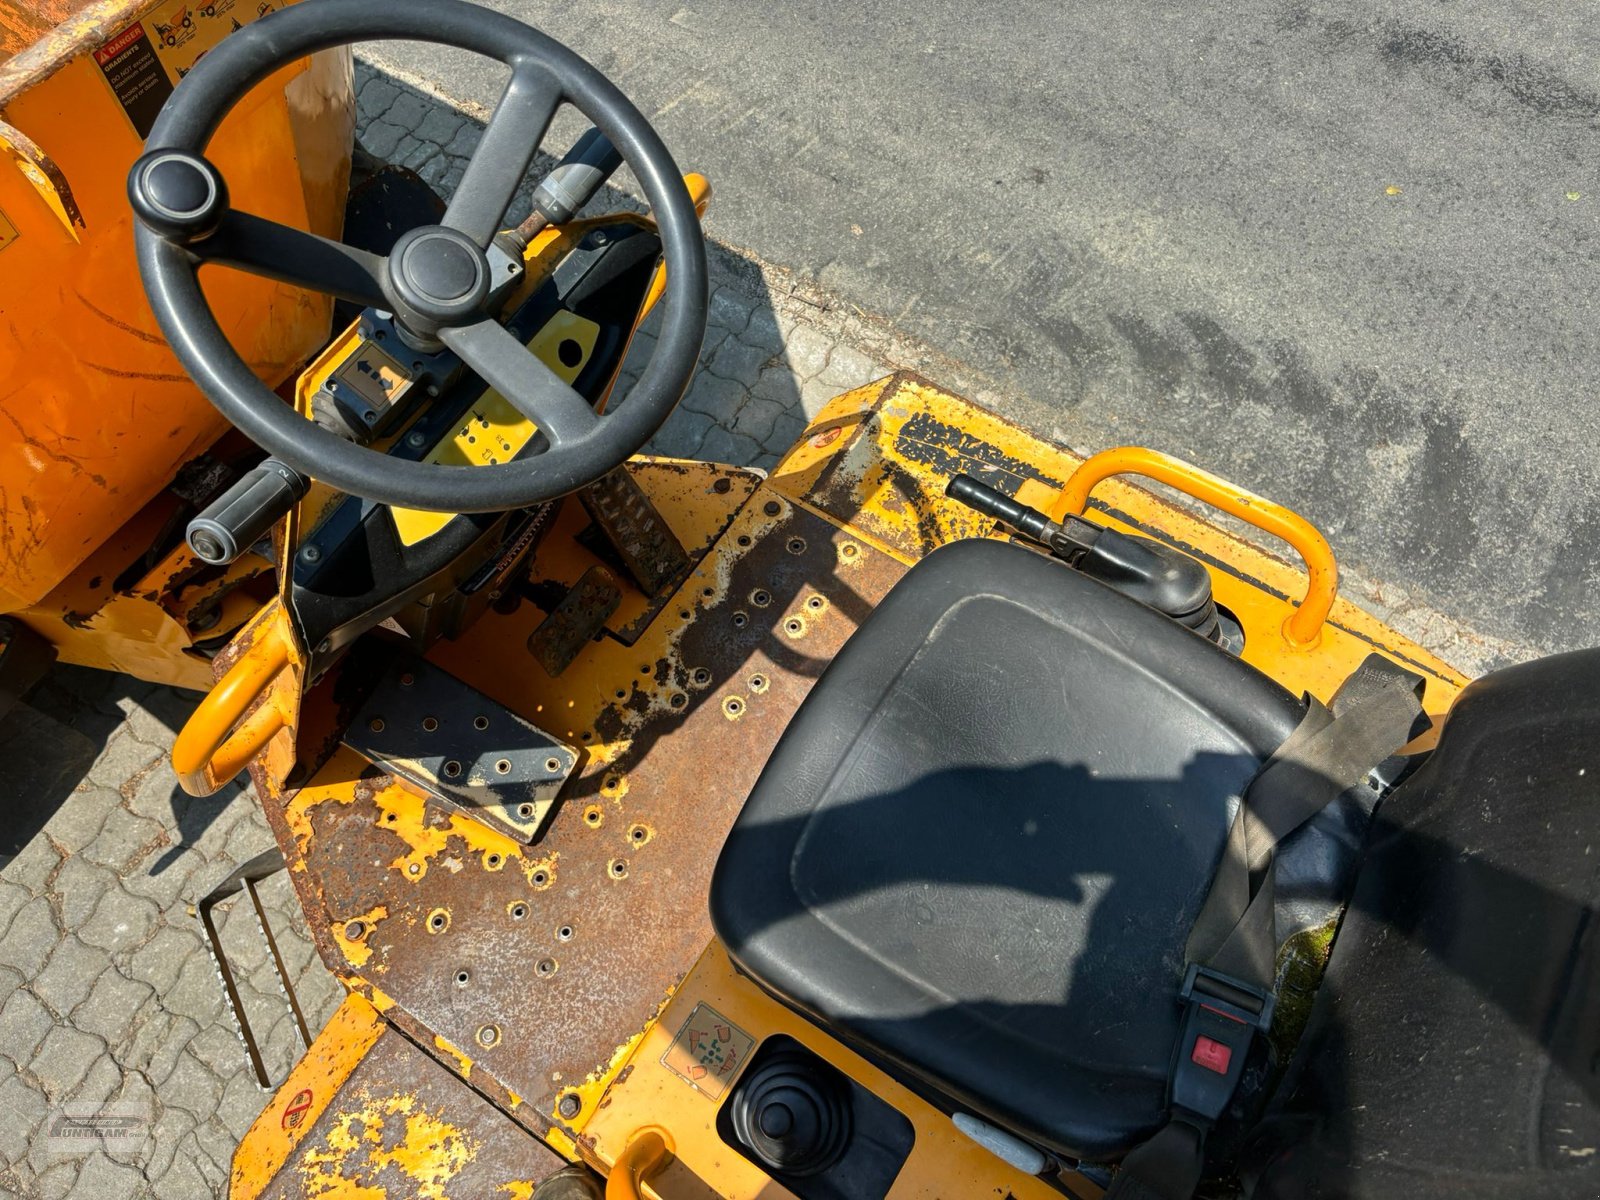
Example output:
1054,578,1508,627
690,667,712,686
723,696,745,718
785,618,804,635
442,759,462,778
609,859,629,879
787,537,806,554
509,902,529,920
427,909,449,933
750,589,772,607
485,852,503,869
531,868,550,887
477,1024,500,1048
584,806,604,826
557,924,574,941
669,692,687,709
519,803,536,819
495,759,512,775
536,957,558,977
545,757,562,773
807,595,826,611
422,716,439,732
732,611,749,629
473,715,490,730
368,717,385,733
629,824,648,844
736,534,753,547
841,542,860,559
455,970,470,987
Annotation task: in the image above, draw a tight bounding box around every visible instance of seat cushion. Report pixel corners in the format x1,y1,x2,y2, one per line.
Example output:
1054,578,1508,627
710,538,1328,1161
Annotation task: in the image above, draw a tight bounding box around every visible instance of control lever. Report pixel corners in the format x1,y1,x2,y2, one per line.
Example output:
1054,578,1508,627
945,474,1221,639
505,127,624,251
186,459,309,566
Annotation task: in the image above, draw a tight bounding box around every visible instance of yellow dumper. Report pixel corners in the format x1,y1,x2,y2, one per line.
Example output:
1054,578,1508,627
4,2,1596,1199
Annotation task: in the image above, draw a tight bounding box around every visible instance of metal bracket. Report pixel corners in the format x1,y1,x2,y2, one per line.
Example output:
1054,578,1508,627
344,657,578,842
193,847,313,1091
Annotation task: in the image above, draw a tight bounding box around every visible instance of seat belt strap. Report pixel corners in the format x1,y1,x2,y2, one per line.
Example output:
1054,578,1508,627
1105,654,1426,1200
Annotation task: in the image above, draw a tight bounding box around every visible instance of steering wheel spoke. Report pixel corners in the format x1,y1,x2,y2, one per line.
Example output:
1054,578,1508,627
443,61,564,246
196,211,390,309
440,318,600,448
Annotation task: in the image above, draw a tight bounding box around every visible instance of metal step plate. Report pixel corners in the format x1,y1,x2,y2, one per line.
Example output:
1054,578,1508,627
344,657,578,843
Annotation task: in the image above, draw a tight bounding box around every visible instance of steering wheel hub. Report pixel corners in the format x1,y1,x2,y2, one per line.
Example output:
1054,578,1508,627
388,226,491,336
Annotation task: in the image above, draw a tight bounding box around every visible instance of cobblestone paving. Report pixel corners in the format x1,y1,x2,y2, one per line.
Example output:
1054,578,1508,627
0,59,1508,1200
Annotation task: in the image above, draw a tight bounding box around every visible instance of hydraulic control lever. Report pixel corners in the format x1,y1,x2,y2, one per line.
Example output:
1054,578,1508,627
505,127,624,252
946,474,1221,640
187,459,309,566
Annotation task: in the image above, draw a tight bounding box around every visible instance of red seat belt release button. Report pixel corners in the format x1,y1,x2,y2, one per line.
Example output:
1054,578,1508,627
1191,1035,1233,1075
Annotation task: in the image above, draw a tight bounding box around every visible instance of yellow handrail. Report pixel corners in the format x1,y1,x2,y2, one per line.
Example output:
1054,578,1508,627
606,1128,674,1200
1051,446,1338,649
171,624,291,796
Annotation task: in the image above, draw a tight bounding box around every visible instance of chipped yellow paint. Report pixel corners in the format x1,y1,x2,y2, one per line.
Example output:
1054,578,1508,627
333,905,388,969
434,1035,474,1080
230,993,386,1200
296,1092,480,1200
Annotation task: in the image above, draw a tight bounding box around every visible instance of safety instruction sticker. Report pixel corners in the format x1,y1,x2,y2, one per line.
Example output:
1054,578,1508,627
0,206,17,255
95,0,270,137
661,1004,753,1100
93,23,173,137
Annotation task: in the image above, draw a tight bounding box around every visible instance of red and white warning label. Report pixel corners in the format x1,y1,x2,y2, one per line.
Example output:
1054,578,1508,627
93,23,174,137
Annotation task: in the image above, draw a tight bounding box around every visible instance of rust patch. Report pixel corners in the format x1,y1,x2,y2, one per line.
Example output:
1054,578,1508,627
280,501,907,1125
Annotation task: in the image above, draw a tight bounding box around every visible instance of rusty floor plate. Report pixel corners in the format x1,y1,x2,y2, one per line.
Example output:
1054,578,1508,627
271,484,907,1130
249,1005,567,1200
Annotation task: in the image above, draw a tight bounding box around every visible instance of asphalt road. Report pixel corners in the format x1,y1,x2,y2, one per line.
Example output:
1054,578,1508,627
368,1,1599,663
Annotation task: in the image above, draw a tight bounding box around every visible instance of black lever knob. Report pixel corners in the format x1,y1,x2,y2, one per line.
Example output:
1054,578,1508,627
128,150,229,244
946,474,1055,542
187,459,308,566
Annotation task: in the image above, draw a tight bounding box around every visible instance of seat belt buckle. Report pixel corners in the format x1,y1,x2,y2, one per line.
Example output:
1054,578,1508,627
1170,964,1276,1124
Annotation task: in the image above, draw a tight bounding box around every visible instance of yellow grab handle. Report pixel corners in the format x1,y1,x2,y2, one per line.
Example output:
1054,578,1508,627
1051,446,1338,649
607,1128,674,1200
171,627,292,796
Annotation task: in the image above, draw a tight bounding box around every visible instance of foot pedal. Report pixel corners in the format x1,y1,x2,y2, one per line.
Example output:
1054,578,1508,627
579,466,690,595
526,564,622,678
193,847,313,1090
344,657,578,842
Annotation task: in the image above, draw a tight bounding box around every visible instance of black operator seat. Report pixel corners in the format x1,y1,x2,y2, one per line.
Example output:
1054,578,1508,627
710,537,1376,1163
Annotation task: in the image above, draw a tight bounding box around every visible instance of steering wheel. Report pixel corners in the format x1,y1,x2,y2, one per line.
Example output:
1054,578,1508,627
127,0,707,513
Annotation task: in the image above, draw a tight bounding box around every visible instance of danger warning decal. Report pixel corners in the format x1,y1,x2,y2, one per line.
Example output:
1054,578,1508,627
93,23,173,137
95,0,267,137
660,1004,754,1100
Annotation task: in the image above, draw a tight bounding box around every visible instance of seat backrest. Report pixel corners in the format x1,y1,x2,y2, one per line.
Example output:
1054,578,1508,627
1250,649,1600,1198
